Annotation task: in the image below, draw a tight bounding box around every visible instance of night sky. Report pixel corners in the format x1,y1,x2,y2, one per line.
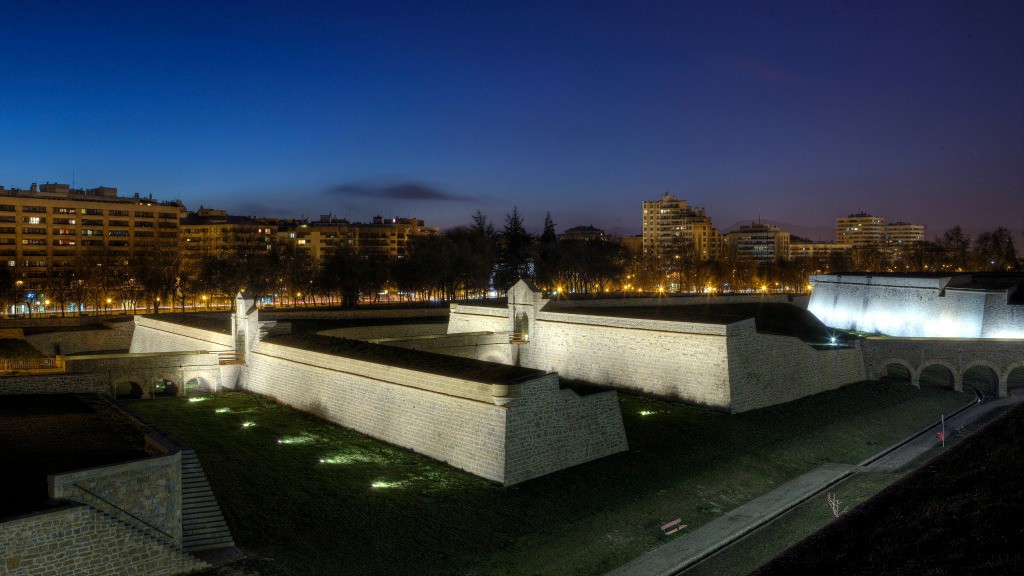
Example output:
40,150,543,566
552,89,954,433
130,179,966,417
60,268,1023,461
1,1,1021,239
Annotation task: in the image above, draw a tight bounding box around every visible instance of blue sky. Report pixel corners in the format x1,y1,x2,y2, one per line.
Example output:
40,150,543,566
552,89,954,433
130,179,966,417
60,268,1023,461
0,1,1021,239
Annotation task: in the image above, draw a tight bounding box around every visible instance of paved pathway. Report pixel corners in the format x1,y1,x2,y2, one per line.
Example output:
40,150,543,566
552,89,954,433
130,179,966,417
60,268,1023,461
606,390,1024,576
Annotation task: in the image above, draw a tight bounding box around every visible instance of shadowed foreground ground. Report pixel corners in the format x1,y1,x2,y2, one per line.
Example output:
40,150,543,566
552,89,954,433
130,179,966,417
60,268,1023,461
754,401,1024,576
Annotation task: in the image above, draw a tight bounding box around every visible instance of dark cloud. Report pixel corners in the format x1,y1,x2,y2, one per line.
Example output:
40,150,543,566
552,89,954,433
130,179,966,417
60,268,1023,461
328,182,476,202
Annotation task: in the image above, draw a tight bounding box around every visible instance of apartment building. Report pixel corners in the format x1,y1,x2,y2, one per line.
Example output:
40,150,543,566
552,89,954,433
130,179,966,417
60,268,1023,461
722,221,791,262
180,207,274,259
0,183,182,283
641,193,719,260
273,215,440,261
836,213,885,246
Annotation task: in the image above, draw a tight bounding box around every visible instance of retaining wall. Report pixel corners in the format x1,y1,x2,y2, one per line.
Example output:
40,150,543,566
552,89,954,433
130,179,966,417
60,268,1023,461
243,341,626,484
523,311,734,408
49,451,182,546
25,322,136,356
0,505,206,576
726,322,866,413
808,274,1024,338
130,317,233,354
0,373,107,395
447,304,509,333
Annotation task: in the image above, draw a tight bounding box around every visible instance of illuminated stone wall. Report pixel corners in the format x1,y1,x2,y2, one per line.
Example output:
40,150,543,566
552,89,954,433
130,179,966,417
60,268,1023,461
448,280,867,413
243,342,626,485
130,316,234,353
807,274,1024,338
64,352,223,396
523,310,734,408
726,322,866,413
447,304,509,333
0,505,207,576
25,320,135,356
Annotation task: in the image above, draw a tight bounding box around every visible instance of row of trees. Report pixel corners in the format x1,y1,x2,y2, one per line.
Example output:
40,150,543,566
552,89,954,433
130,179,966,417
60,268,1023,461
0,210,1019,316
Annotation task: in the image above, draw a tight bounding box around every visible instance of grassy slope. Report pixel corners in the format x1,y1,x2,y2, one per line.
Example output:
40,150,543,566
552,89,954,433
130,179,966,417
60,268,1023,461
688,406,1010,576
753,402,1024,576
127,381,968,576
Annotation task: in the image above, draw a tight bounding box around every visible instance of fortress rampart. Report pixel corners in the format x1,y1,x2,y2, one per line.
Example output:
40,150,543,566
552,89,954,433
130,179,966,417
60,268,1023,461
808,274,1024,338
446,281,865,413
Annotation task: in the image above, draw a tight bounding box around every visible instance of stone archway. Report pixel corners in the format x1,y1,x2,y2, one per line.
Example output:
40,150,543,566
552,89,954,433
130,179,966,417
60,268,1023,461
963,361,1001,398
185,376,213,395
917,362,959,391
152,378,180,397
115,381,145,399
876,358,914,385
1003,363,1024,396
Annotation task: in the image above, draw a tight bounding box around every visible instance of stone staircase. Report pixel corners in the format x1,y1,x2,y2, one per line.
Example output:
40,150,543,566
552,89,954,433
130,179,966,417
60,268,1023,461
180,448,236,552
85,505,211,573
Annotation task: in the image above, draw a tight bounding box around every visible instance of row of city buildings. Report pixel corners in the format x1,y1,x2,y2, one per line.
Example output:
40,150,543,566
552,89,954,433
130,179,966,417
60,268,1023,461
1,182,925,287
0,183,440,286
636,193,925,263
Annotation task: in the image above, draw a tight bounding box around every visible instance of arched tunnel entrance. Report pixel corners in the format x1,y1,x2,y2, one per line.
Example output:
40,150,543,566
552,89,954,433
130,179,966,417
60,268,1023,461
963,365,999,398
919,364,956,390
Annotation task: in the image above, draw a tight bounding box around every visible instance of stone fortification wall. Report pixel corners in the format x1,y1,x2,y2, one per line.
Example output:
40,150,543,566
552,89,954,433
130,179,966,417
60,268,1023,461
130,317,233,354
0,373,107,395
726,321,866,413
0,314,133,328
807,274,1023,338
260,307,449,321
64,352,222,396
448,304,509,333
25,321,135,356
318,323,448,340
367,332,513,365
245,341,509,482
523,310,733,408
503,375,627,485
545,293,809,309
49,451,182,546
0,505,207,576
860,337,1024,395
981,291,1024,338
244,341,626,484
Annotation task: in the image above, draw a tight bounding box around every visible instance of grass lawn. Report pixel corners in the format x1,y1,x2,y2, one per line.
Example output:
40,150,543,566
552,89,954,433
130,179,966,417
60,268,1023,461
124,381,970,576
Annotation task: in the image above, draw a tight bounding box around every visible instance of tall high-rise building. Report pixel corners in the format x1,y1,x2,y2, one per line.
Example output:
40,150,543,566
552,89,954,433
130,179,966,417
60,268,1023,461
642,193,719,260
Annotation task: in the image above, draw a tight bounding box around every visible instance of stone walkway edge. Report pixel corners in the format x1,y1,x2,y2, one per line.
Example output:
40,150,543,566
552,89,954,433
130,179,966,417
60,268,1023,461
605,394,981,576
